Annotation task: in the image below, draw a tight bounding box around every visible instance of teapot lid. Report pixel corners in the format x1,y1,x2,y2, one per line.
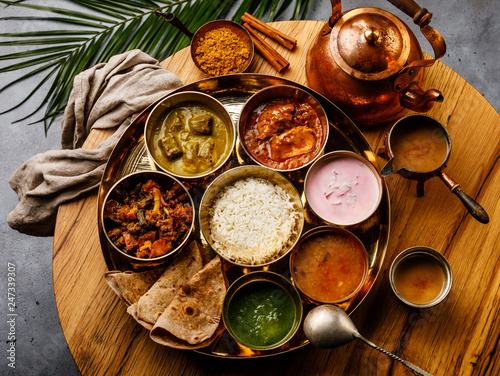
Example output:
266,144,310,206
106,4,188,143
330,7,411,81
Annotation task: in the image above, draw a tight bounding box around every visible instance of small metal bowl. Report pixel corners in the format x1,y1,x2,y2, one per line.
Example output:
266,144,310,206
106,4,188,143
289,226,369,304
389,246,453,308
199,165,304,267
222,271,303,351
101,171,195,267
304,150,383,227
191,20,254,76
145,91,236,180
238,85,329,172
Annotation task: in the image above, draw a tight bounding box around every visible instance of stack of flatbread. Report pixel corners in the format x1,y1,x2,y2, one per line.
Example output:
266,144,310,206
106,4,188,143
105,241,226,349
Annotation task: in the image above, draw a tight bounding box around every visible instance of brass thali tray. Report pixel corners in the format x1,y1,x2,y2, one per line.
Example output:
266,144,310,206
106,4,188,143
97,73,390,358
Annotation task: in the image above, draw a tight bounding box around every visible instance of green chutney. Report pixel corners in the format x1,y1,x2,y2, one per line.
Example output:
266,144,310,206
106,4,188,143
227,280,296,349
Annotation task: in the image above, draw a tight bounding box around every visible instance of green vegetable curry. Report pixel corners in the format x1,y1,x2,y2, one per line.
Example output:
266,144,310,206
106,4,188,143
226,280,296,349
152,103,232,177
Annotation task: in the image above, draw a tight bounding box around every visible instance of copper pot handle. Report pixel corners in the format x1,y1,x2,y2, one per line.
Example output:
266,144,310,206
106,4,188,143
386,0,431,25
328,0,342,28
389,0,447,94
439,171,489,224
387,0,446,65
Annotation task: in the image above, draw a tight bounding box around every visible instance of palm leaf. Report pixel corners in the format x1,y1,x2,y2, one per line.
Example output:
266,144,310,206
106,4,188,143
0,37,90,46
0,60,60,95
0,0,312,133
0,63,60,114
0,52,70,73
0,30,98,37
1,1,119,23
0,16,108,28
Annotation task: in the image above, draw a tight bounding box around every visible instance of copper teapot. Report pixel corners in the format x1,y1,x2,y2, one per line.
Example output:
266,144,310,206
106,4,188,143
305,0,446,127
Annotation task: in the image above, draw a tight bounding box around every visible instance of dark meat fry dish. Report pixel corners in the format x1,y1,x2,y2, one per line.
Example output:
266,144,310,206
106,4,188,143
244,98,323,170
104,179,193,259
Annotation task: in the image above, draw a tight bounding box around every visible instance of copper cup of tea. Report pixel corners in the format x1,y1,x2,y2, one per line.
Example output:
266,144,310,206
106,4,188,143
389,246,453,308
380,114,489,224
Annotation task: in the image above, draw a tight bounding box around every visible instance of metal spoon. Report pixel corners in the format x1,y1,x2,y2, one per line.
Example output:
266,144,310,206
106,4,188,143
303,305,434,376
154,11,193,38
380,157,396,177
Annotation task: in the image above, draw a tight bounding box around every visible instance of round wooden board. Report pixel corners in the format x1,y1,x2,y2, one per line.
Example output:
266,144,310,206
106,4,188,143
53,21,500,376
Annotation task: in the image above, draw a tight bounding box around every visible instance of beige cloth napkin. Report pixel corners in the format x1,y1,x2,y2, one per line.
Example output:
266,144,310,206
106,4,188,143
8,49,183,236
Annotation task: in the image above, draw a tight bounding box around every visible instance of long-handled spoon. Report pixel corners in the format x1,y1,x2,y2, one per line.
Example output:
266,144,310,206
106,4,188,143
303,305,433,376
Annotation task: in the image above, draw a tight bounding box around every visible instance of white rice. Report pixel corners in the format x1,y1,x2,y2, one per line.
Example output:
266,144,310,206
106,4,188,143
209,177,299,265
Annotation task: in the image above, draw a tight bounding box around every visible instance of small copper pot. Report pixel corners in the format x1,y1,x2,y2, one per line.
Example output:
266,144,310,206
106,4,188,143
381,114,489,224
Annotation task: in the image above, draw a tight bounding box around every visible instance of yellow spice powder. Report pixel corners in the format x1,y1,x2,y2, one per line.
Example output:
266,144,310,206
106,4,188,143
195,27,251,76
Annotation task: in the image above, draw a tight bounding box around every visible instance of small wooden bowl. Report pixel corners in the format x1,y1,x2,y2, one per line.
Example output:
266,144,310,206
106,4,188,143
191,20,254,76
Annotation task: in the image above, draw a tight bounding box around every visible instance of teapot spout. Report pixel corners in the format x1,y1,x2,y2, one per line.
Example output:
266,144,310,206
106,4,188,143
401,82,443,112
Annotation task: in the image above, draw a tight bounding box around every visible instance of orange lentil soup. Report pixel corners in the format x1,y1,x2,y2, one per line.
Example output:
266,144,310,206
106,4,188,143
291,230,367,303
393,255,446,305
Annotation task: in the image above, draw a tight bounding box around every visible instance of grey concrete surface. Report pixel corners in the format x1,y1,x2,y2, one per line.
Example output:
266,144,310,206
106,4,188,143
0,1,498,375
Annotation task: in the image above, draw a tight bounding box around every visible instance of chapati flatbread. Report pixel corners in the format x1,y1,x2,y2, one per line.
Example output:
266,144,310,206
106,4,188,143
150,257,225,349
148,321,225,350
104,268,165,305
136,241,205,325
126,303,153,331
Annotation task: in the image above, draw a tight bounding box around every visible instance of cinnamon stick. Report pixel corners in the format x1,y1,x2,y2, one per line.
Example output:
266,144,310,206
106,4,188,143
243,23,289,73
241,12,297,50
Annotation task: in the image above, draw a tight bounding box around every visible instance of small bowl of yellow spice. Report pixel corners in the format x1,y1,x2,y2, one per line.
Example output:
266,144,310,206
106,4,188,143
191,20,254,76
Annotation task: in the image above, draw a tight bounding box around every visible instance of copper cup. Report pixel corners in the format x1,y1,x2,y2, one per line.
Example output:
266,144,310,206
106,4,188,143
389,246,453,308
380,114,488,224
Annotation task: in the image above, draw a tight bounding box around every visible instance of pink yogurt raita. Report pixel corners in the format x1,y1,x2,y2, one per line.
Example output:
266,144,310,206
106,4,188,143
306,156,381,226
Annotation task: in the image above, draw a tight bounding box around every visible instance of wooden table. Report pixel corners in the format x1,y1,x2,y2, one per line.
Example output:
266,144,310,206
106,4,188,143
53,21,500,376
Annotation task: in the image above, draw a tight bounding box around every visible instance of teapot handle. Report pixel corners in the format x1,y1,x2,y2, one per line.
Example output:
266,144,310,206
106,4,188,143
328,0,342,28
386,0,431,26
387,0,446,64
390,0,447,92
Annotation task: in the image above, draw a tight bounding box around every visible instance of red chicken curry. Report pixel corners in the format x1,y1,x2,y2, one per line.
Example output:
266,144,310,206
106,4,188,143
243,98,323,170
